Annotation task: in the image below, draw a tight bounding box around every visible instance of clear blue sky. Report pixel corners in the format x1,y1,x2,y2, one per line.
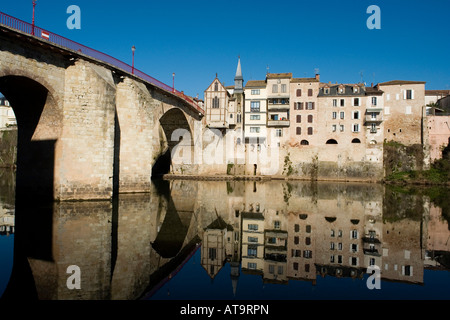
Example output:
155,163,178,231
1,0,449,98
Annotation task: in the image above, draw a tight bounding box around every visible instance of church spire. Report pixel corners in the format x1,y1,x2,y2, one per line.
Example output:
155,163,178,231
234,56,243,93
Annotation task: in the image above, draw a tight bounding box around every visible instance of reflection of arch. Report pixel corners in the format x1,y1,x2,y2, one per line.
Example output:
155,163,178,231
326,139,338,145
352,138,361,144
370,140,377,145
151,180,193,258
300,140,309,146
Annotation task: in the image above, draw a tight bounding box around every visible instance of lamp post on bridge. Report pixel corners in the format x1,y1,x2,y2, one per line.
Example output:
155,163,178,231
32,0,37,36
172,73,175,93
131,45,136,74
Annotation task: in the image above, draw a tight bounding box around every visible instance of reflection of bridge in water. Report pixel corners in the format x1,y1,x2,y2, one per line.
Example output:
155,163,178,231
1,179,450,300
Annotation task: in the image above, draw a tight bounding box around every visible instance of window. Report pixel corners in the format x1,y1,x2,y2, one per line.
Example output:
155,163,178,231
248,245,257,257
406,106,412,115
404,265,412,276
351,244,358,253
340,99,345,107
296,89,302,97
370,123,377,133
293,262,299,271
326,139,338,144
353,111,360,120
306,102,315,110
307,127,313,135
209,248,217,260
332,112,337,119
250,101,260,112
305,237,311,245
308,115,313,123
331,229,335,237
351,230,358,239
308,89,313,96
332,124,337,132
303,250,312,258
330,242,335,250
277,266,284,275
250,127,260,133
372,97,377,106
296,127,301,135
306,225,311,233
324,88,330,94
294,236,299,245
330,255,335,263
340,112,345,119
248,262,257,270
230,114,233,119
281,84,287,93
272,84,278,93
297,102,304,110
250,115,261,120
405,90,413,100
214,82,218,91
248,224,258,230
352,124,360,132
296,115,301,123
340,125,344,132
351,257,358,266
352,138,361,143
248,236,258,243
353,98,360,106
305,264,310,272
338,230,342,237
251,89,260,95
333,99,337,107
212,96,220,108
294,224,300,232
237,114,242,123
275,129,282,137
301,140,309,145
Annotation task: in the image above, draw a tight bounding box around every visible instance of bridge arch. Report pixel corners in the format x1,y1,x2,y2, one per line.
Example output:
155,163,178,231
153,108,194,178
0,74,62,201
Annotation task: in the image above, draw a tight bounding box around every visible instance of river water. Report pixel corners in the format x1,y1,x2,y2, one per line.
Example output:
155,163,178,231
0,168,449,301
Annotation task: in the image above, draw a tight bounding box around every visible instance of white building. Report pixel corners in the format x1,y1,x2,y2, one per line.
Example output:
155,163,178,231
0,96,16,129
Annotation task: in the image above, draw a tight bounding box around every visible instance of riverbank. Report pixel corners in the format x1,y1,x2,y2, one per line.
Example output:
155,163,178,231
162,173,381,184
383,157,450,187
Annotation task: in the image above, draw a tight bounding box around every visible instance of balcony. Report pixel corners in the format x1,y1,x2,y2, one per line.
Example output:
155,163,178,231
267,99,290,110
267,120,290,127
365,114,383,123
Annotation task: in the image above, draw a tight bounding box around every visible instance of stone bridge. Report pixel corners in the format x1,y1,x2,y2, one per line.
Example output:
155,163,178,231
0,22,203,201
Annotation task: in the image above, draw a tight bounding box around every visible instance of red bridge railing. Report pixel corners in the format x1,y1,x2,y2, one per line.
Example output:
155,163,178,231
0,11,204,114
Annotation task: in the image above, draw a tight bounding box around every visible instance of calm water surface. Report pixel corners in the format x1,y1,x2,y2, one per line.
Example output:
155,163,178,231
0,168,449,301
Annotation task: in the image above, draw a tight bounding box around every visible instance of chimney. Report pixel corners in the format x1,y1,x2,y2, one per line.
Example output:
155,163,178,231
315,74,320,81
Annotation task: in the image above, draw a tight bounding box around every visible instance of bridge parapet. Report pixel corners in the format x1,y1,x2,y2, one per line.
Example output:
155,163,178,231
0,11,204,115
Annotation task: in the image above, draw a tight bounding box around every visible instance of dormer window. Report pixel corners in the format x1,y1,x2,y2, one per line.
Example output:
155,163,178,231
353,87,359,93
324,88,330,94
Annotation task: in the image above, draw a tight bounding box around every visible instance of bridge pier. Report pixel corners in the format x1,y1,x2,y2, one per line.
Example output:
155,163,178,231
56,60,116,201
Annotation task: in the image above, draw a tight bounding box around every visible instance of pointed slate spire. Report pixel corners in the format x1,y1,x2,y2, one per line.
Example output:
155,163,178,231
235,56,243,80
234,56,243,93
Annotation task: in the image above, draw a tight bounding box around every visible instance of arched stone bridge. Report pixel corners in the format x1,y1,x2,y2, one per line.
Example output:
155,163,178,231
0,21,203,201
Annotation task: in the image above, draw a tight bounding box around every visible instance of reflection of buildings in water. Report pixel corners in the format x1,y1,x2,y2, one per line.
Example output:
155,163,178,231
198,181,450,291
425,203,450,269
7,179,450,300
0,207,15,236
